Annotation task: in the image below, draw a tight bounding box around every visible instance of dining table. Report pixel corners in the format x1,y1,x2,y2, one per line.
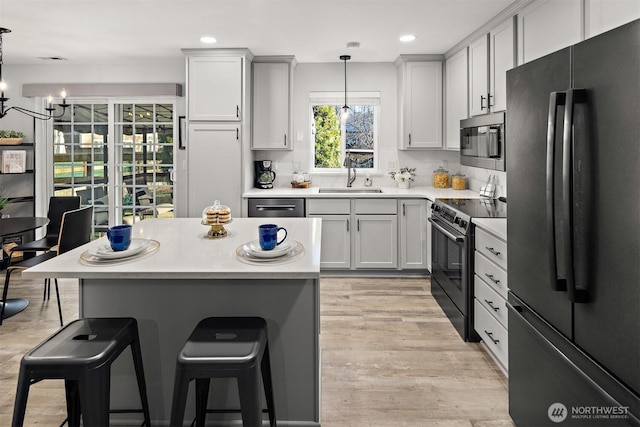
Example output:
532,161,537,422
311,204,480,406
0,216,50,320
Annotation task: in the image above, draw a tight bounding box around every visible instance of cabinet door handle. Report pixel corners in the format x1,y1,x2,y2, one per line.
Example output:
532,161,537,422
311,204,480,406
402,203,406,216
357,219,360,231
488,93,493,108
236,105,240,118
408,133,411,145
485,246,501,256
346,219,349,232
484,273,500,285
484,330,500,344
236,128,239,140
484,299,500,312
284,134,287,146
480,95,486,110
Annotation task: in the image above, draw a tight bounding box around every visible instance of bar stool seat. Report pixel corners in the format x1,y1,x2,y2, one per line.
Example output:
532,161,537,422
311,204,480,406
12,317,151,427
170,317,276,427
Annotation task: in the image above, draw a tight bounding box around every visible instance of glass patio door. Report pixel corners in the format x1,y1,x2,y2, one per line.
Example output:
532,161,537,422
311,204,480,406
52,100,175,236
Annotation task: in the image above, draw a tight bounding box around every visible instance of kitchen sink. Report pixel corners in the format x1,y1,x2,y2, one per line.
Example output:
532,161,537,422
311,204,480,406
318,188,383,193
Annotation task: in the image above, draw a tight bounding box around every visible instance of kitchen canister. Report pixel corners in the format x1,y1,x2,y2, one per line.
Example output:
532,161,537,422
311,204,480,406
433,166,450,188
452,172,466,190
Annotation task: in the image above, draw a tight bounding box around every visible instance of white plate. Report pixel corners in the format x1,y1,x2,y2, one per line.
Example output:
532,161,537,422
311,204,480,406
243,240,293,259
236,241,304,264
88,238,150,260
81,240,160,265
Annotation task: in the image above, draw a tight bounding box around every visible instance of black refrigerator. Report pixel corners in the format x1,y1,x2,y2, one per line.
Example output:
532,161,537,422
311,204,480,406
506,19,639,426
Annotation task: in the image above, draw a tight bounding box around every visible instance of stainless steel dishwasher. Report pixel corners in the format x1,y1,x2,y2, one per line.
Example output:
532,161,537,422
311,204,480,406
248,198,305,217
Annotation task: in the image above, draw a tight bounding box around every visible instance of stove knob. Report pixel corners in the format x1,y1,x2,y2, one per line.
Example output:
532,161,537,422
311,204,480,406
454,217,460,224
459,219,468,228
433,205,440,212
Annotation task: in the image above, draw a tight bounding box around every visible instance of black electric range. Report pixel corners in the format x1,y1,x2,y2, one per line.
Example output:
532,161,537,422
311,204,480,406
429,197,506,341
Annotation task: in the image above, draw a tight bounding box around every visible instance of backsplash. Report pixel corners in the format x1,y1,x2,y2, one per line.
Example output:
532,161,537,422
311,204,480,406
262,149,506,198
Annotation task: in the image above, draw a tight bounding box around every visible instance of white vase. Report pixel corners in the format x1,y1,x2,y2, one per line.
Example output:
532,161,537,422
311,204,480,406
398,180,410,189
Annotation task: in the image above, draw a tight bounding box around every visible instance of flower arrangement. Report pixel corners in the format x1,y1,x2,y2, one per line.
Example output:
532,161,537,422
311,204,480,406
389,167,416,182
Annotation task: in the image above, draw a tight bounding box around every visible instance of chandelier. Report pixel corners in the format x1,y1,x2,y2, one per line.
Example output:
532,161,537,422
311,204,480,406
0,27,69,120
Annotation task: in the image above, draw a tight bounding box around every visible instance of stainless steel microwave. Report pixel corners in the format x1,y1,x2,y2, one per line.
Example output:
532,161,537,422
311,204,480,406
460,112,505,171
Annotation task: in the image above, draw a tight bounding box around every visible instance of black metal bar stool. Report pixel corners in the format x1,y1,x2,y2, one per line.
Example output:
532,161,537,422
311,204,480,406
12,317,151,427
170,317,276,427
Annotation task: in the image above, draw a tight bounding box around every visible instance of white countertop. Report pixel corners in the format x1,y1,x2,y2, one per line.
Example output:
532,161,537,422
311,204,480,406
23,217,322,280
243,185,480,200
472,218,507,241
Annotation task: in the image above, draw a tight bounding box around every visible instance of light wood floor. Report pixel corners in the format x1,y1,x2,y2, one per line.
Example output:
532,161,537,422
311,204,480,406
0,274,514,426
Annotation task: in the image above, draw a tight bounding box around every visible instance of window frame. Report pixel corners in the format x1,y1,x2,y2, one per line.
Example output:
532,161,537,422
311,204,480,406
309,91,380,174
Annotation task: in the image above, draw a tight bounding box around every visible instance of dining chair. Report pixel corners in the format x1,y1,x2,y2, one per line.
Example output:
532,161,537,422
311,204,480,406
9,196,81,259
8,196,81,300
0,206,92,326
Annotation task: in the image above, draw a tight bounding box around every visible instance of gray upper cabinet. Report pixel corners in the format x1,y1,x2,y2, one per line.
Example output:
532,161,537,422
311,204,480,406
585,0,640,39
468,17,514,116
252,57,295,150
187,55,243,121
488,17,516,113
469,35,489,116
517,0,582,64
396,56,443,149
444,48,468,150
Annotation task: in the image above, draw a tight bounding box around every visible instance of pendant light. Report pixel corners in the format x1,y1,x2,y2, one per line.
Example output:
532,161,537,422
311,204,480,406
339,55,352,124
0,27,69,120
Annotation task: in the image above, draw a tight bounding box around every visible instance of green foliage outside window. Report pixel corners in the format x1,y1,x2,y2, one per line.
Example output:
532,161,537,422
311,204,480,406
313,105,341,168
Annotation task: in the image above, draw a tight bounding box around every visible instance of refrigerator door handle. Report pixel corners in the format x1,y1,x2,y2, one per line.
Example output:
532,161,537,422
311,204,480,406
562,88,589,303
546,91,567,292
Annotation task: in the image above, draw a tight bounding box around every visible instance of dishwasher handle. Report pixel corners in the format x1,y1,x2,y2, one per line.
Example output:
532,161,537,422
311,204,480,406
248,198,305,218
255,204,298,211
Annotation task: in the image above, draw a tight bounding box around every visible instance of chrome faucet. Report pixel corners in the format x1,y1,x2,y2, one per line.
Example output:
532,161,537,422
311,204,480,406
343,152,357,187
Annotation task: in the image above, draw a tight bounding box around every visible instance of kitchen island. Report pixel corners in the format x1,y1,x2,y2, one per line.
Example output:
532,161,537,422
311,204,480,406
23,217,322,426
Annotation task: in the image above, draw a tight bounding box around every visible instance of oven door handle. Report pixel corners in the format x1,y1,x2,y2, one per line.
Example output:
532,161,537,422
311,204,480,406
428,217,465,242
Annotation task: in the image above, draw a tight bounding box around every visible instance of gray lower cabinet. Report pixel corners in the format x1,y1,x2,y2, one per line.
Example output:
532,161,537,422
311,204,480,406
307,199,351,269
354,213,397,269
307,198,398,270
398,199,428,269
473,226,508,374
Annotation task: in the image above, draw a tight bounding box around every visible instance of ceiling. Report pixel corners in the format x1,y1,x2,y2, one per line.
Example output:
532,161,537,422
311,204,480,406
0,0,516,65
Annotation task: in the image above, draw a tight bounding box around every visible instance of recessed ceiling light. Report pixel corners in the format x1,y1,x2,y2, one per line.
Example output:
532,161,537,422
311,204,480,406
200,36,217,44
400,34,416,42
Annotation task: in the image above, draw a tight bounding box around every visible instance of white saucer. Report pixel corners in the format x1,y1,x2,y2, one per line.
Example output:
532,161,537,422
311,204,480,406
236,241,304,264
88,238,150,260
243,240,293,259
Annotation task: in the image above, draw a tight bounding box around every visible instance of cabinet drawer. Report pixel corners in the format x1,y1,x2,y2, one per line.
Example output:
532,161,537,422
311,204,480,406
474,251,508,298
474,276,508,328
307,199,350,215
475,227,507,269
474,299,508,370
354,199,397,214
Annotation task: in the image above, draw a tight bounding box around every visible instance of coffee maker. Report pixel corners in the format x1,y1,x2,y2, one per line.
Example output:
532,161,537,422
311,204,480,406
254,160,276,189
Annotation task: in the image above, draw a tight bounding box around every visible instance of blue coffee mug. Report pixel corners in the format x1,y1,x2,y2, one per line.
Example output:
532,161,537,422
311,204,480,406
258,224,287,250
107,224,132,251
